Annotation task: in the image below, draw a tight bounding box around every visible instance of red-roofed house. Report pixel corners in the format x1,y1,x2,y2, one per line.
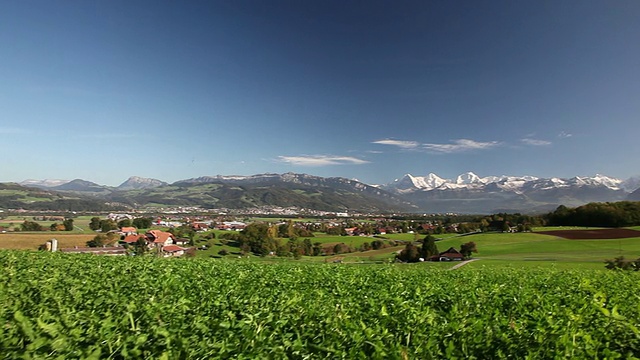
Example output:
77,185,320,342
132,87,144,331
428,247,464,262
120,234,144,245
162,245,186,257
120,227,138,235
145,230,175,248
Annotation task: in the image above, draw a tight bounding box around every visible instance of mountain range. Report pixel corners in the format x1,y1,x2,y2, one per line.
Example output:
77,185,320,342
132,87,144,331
380,172,636,213
7,172,640,214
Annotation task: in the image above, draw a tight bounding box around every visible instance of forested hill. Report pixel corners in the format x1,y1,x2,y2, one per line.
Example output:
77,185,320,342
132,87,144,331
109,176,414,213
4,174,414,213
0,183,121,211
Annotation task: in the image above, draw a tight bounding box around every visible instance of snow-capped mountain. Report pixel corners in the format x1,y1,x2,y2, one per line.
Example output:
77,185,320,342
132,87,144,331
385,172,542,193
12,171,640,214
381,172,631,213
20,179,70,189
117,176,167,191
621,176,640,192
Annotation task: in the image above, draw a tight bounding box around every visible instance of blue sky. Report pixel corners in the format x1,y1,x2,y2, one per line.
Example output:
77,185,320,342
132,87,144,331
2,1,639,186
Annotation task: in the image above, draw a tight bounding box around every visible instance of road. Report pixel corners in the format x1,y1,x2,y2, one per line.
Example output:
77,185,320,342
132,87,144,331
449,258,480,270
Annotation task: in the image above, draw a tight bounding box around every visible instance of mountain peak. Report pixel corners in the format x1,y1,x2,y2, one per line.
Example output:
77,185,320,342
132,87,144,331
117,176,167,190
455,172,481,185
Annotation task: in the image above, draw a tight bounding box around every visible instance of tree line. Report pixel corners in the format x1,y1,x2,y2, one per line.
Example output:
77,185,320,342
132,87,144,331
545,201,640,227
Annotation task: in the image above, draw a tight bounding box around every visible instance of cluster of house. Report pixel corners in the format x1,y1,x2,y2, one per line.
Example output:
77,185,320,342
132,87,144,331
119,228,189,256
47,227,190,257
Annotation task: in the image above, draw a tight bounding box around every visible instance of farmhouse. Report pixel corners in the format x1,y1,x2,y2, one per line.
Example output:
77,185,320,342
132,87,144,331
162,244,187,257
145,230,175,248
120,234,143,245
429,247,464,262
119,226,137,235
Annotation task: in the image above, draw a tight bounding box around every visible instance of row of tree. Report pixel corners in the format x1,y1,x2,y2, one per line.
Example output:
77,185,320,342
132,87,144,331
396,236,478,263
545,202,640,228
19,219,73,232
88,217,153,232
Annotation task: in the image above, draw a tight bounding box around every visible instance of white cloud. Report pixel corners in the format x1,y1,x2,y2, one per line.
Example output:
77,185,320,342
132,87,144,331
521,138,551,146
372,139,420,149
277,155,369,166
558,131,573,138
422,139,500,153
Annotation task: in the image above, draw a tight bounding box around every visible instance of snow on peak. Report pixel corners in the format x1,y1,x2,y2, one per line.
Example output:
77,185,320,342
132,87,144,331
455,172,481,185
382,171,625,194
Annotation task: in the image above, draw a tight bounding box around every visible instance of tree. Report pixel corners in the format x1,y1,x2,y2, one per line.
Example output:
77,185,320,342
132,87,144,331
134,236,148,256
21,220,43,232
397,243,420,262
117,219,132,228
89,217,101,231
132,217,153,229
87,234,108,247
371,239,385,250
420,235,439,259
100,219,118,233
460,241,478,259
312,242,323,256
63,218,74,231
302,238,313,256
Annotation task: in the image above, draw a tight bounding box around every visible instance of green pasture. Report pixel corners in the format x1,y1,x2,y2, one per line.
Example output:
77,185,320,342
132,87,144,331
460,259,608,270
432,231,640,268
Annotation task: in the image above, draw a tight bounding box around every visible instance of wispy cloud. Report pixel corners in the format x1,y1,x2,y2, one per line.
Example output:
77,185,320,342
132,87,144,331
521,138,552,146
372,139,420,149
558,131,573,138
423,139,500,153
277,155,370,166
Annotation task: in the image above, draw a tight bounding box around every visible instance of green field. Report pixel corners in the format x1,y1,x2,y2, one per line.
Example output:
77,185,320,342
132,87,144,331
0,215,105,233
1,251,639,358
2,222,640,270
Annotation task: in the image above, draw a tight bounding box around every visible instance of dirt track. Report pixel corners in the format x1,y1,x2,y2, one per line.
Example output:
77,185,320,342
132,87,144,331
536,228,640,240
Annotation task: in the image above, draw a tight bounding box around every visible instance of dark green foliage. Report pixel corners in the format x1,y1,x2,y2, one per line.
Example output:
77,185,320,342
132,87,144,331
20,220,43,231
134,236,148,255
169,225,196,241
604,256,640,271
100,219,118,233
87,234,108,247
460,241,478,259
89,217,101,231
2,252,640,358
132,217,153,229
237,223,277,256
546,201,640,227
397,243,421,262
421,235,439,259
371,239,385,250
63,218,74,231
117,219,132,228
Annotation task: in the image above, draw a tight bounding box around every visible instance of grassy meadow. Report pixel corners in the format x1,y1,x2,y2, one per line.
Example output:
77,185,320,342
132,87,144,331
2,217,640,270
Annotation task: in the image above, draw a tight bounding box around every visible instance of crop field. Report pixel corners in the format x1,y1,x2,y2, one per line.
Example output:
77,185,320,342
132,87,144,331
1,251,639,358
0,233,93,250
